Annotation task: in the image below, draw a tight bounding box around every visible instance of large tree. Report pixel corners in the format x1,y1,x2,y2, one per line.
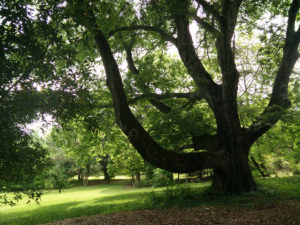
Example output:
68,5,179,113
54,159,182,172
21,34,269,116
1,0,299,193
68,0,299,192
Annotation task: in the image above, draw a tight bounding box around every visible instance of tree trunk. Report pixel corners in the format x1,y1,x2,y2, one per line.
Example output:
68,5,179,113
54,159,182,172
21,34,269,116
83,164,90,186
212,148,256,193
99,155,111,183
103,167,110,183
78,168,84,183
135,172,140,184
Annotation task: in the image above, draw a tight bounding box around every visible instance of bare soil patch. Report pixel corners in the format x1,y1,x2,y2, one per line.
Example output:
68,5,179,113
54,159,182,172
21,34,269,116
49,201,300,225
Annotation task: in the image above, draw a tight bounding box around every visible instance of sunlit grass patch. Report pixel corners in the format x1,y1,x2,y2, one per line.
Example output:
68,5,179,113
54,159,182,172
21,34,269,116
0,176,299,225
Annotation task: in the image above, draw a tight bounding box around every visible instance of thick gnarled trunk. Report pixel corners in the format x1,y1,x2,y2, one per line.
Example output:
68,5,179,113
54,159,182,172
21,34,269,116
212,151,256,192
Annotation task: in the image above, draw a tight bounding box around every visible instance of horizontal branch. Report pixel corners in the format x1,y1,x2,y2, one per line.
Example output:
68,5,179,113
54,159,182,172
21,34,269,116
148,98,171,114
96,92,202,110
129,92,202,104
193,15,220,36
192,134,220,151
109,25,177,44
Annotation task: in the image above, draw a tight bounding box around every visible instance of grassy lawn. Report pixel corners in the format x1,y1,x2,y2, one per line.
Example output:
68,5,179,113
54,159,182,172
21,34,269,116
0,182,208,225
0,176,299,225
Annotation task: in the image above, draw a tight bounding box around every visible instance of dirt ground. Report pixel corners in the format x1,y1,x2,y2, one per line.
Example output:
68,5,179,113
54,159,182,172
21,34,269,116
49,201,300,225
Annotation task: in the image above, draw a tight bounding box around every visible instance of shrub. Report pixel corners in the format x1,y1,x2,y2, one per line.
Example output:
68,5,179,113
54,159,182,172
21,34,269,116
293,163,300,175
144,185,199,208
151,168,174,187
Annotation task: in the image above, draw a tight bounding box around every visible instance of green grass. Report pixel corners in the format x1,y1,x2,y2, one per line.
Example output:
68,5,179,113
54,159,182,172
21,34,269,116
1,176,300,225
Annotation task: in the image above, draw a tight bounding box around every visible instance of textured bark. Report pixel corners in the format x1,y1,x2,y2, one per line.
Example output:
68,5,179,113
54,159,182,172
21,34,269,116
211,131,256,192
212,156,256,193
211,129,256,192
192,135,220,151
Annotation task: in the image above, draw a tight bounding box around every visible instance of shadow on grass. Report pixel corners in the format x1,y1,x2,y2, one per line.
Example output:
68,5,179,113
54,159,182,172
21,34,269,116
0,191,151,225
2,176,300,225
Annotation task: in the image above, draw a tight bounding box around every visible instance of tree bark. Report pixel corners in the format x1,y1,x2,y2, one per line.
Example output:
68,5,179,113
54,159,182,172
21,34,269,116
78,168,84,183
103,167,110,183
83,164,90,186
99,155,111,183
135,172,141,184
212,143,256,192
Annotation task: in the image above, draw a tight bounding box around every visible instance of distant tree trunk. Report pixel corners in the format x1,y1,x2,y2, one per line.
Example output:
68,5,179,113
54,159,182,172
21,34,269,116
131,174,135,184
78,168,84,183
103,168,110,183
83,164,90,186
144,161,155,181
135,172,140,184
99,155,111,183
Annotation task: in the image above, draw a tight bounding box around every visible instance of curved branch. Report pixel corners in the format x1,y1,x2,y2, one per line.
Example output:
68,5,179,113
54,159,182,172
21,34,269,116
286,0,300,39
174,15,222,109
247,0,300,144
124,46,139,75
91,20,225,173
123,44,172,113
